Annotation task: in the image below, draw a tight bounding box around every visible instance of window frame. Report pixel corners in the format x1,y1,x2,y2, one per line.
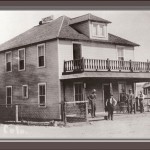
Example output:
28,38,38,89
92,22,105,38
18,48,25,71
6,86,12,107
22,85,28,99
5,51,12,72
37,43,46,68
38,83,46,107
73,82,84,102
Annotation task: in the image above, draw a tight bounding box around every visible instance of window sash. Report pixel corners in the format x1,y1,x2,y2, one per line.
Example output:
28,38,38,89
38,84,46,107
38,44,45,67
5,52,12,72
18,49,25,70
74,83,83,101
6,87,12,105
92,23,105,37
22,85,28,98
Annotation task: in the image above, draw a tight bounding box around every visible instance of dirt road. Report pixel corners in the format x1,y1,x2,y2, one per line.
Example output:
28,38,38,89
0,112,150,140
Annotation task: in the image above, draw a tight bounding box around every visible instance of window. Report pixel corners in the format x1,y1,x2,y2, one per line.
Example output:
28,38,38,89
74,83,83,101
22,85,28,99
118,47,124,61
38,83,46,107
5,52,12,72
18,48,25,71
37,44,45,67
92,23,105,37
6,86,12,106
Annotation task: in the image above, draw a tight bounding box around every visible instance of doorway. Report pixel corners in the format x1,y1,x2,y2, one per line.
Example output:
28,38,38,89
73,43,82,60
103,84,110,110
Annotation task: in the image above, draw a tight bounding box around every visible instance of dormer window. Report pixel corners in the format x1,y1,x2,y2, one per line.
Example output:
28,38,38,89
92,22,105,38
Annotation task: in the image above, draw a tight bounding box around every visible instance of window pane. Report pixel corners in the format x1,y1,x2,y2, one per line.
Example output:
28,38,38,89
19,60,24,70
39,85,45,96
6,53,11,62
74,83,83,101
23,86,28,98
38,46,44,56
7,87,11,97
39,56,44,67
118,49,124,57
93,24,98,36
19,50,24,60
7,97,11,105
40,96,45,106
7,62,11,72
98,25,104,36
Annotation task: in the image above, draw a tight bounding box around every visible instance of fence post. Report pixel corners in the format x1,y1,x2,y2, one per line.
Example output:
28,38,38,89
64,102,67,125
15,104,19,123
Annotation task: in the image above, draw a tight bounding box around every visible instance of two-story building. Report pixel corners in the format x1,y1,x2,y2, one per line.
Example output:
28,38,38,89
0,13,149,121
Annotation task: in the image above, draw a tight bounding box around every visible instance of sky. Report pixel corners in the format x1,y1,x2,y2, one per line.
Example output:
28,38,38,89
0,10,150,61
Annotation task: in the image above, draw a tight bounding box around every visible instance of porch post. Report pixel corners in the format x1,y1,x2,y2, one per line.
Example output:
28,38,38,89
106,58,110,71
133,83,136,114
62,81,67,125
129,60,133,72
84,82,88,122
63,60,66,73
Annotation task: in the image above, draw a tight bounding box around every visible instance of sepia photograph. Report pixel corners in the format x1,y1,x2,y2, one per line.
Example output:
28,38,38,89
0,10,150,141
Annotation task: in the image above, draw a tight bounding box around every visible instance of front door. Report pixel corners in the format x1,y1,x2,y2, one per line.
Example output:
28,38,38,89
103,84,110,110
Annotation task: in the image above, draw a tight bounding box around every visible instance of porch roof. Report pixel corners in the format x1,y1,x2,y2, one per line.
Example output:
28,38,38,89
60,71,150,82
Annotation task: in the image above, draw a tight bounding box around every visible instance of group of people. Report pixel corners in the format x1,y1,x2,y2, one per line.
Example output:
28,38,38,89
120,89,145,114
88,88,145,121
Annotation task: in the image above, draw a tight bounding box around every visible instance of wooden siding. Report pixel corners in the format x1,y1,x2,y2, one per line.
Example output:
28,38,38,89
0,40,60,120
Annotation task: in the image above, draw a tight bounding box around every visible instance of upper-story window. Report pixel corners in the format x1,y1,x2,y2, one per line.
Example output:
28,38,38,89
117,46,124,61
18,48,25,71
92,22,105,38
37,43,45,68
5,51,12,72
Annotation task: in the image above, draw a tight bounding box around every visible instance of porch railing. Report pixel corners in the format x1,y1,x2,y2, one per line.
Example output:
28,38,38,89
63,58,150,73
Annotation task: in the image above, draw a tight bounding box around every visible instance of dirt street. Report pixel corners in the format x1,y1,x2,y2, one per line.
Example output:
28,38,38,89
0,112,150,140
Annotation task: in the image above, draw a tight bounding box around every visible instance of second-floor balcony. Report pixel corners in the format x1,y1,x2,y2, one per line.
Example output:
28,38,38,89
63,58,150,74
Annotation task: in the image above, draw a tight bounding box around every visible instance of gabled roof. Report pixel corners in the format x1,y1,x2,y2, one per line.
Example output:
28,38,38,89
0,14,139,52
69,13,111,25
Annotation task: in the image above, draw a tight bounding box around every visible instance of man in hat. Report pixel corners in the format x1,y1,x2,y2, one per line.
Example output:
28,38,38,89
127,89,135,114
139,91,145,113
106,93,117,120
88,89,97,118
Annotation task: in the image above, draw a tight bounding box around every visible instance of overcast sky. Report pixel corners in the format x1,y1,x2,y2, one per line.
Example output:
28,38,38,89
0,10,150,61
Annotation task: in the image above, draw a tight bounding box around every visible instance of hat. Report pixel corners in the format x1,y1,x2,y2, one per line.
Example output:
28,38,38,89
92,89,96,93
110,93,113,96
129,89,132,91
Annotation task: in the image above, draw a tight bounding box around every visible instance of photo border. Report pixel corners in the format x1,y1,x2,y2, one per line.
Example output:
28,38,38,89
0,0,150,149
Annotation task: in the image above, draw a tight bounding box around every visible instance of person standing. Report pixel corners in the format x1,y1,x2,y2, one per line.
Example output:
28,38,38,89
139,91,144,113
127,89,135,114
106,94,117,121
88,89,97,118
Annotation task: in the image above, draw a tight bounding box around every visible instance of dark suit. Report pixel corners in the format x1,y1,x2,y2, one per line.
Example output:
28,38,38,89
88,93,96,118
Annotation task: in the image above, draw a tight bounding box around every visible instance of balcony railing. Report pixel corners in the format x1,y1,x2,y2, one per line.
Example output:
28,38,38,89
63,58,150,74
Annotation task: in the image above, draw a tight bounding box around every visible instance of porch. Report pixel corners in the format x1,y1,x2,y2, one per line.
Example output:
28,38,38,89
63,58,150,74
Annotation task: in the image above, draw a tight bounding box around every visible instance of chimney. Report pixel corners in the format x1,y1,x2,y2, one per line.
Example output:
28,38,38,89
39,15,54,25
